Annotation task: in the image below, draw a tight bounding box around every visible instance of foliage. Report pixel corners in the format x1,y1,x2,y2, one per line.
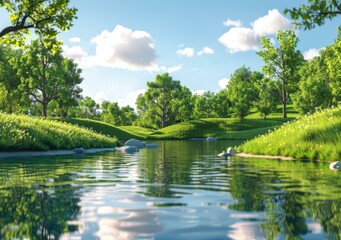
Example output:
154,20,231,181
136,73,189,129
0,113,117,151
285,0,341,30
193,91,218,118
292,57,332,114
18,37,83,117
238,106,341,161
101,101,137,126
0,0,77,45
227,66,257,122
257,30,305,118
254,76,277,120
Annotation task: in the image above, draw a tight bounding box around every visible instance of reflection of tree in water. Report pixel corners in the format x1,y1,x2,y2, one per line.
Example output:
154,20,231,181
0,173,81,240
310,200,341,239
139,141,194,198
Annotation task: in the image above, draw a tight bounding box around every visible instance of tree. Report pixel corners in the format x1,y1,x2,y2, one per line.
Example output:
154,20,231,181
292,57,332,114
253,74,277,120
227,66,257,123
0,46,29,113
170,86,194,123
18,37,83,117
136,73,183,129
193,91,218,118
285,0,341,30
76,96,100,119
214,89,230,118
257,30,304,118
0,0,77,45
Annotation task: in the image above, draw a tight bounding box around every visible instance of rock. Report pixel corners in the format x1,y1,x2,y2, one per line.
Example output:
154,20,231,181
329,161,341,170
124,139,145,148
115,146,139,154
145,143,158,149
218,152,232,158
73,147,85,155
227,147,237,155
206,137,217,141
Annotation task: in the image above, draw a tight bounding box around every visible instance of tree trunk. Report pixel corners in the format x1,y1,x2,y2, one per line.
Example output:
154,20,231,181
282,84,287,118
42,102,47,117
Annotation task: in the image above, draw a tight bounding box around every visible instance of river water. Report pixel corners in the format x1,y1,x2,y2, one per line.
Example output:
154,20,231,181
0,140,340,240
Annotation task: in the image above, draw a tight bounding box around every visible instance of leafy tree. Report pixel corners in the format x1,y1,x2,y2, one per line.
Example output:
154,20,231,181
253,74,277,120
213,89,230,118
136,73,183,129
101,101,137,126
18,37,83,117
193,91,218,118
285,0,341,30
227,66,257,123
0,0,77,45
76,96,100,119
170,86,194,123
0,46,29,113
321,27,341,106
292,57,332,114
257,30,304,118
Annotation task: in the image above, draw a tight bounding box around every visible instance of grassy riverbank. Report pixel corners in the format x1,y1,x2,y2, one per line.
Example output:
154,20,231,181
238,106,341,161
0,113,118,151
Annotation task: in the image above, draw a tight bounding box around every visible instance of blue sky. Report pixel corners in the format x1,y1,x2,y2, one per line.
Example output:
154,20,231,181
1,1,340,108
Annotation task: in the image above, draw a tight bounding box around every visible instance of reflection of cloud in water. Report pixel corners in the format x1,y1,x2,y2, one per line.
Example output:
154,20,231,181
62,206,163,240
228,222,265,240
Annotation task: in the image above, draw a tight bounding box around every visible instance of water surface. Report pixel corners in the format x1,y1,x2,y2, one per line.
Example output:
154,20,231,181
0,140,340,240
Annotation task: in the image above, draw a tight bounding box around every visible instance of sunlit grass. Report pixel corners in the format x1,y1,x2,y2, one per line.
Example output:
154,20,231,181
0,113,118,151
238,106,341,161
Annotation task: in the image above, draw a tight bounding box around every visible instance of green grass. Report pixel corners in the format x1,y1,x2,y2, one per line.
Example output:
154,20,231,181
238,106,341,161
65,118,139,140
0,113,118,151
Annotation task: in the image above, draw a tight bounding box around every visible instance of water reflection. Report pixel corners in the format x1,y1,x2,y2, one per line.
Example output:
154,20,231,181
0,141,341,239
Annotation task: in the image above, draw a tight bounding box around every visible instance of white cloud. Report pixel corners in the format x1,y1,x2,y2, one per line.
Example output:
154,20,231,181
252,9,293,35
91,25,158,71
118,89,147,110
303,48,322,60
219,9,293,53
69,37,81,43
160,64,182,73
223,19,242,27
62,45,88,64
198,47,214,56
176,47,194,57
219,27,261,53
94,91,108,103
192,90,206,96
218,78,230,89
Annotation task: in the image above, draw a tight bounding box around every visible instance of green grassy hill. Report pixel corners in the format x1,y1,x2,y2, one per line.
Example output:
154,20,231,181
0,114,118,151
238,106,341,161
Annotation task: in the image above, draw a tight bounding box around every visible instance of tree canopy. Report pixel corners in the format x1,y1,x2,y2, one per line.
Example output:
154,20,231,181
285,0,341,30
0,0,77,45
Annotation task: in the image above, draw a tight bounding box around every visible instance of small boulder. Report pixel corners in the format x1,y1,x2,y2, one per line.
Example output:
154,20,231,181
73,147,85,155
227,147,237,155
329,161,341,170
124,139,145,148
206,137,217,141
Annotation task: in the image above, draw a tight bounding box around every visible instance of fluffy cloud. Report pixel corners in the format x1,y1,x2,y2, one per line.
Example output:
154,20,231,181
252,9,293,35
219,27,261,53
118,89,147,110
91,25,158,71
303,48,322,60
218,78,230,89
62,45,88,64
223,19,242,27
69,37,81,43
160,64,182,73
94,91,108,103
219,9,293,53
198,47,214,56
176,47,194,57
